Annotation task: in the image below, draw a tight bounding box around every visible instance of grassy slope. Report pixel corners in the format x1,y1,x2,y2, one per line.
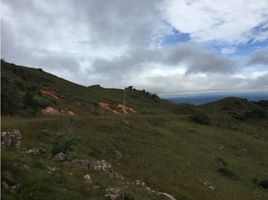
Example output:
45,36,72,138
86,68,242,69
1,60,176,115
1,61,268,200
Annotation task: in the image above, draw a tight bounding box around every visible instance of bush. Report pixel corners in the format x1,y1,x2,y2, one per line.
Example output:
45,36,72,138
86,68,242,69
51,139,76,156
233,107,266,121
259,180,268,189
217,167,236,178
33,95,53,108
190,112,210,125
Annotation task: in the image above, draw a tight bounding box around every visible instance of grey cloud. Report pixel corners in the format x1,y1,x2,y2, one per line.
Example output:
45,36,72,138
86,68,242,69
1,19,79,73
163,44,236,74
248,49,268,66
90,43,237,80
136,73,268,94
72,0,165,47
1,0,266,94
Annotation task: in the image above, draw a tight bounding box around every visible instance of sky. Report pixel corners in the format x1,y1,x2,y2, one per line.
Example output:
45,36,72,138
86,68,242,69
1,0,268,94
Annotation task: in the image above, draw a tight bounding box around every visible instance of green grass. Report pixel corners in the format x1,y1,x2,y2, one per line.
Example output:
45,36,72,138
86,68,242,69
1,60,268,199
2,113,268,200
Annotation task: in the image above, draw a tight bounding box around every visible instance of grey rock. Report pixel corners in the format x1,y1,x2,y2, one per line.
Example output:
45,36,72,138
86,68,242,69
24,148,46,156
53,152,67,161
105,187,124,200
1,129,21,149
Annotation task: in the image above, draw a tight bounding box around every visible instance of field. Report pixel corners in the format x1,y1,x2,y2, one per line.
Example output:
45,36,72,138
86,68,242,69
2,112,268,200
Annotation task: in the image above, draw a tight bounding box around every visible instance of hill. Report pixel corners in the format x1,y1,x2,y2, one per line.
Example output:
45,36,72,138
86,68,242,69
1,60,178,116
1,60,268,200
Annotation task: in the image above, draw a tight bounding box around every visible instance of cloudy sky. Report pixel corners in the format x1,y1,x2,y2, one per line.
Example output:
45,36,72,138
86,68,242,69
1,0,268,94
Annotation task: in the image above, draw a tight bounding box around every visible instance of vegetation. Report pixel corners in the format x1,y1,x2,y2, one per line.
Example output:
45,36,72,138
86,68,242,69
1,60,268,200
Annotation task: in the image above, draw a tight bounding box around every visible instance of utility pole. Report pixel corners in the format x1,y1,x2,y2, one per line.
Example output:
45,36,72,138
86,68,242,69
124,88,126,106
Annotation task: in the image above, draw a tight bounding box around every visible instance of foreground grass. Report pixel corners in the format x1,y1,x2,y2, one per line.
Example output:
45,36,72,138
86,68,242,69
1,114,268,200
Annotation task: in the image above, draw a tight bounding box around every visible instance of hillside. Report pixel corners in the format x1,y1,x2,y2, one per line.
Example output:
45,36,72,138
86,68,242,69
1,60,268,200
1,60,178,116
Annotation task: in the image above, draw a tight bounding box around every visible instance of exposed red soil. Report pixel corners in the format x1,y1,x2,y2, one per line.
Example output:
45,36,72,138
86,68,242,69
42,106,75,116
117,103,136,114
39,89,65,100
98,102,136,115
98,102,120,115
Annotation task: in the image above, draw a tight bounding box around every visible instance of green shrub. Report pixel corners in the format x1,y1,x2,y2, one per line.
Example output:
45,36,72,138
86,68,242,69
190,112,210,125
217,167,236,178
33,95,54,108
51,139,76,156
259,180,268,189
233,107,266,121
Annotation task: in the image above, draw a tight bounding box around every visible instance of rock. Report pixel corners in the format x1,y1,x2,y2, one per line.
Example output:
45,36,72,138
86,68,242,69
53,152,67,161
157,192,177,200
24,148,46,156
1,129,21,149
203,181,215,192
105,187,124,200
208,185,215,191
84,174,92,184
1,171,17,191
64,159,114,174
203,181,209,186
115,150,122,159
93,160,113,173
23,164,31,172
2,181,10,190
47,166,58,174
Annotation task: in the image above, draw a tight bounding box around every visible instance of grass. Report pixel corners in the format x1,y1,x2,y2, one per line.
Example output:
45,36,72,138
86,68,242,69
1,60,268,199
2,113,268,200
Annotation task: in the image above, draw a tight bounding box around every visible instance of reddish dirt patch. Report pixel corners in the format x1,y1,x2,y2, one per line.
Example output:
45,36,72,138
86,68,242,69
42,106,75,116
98,102,120,114
117,103,136,114
39,89,65,100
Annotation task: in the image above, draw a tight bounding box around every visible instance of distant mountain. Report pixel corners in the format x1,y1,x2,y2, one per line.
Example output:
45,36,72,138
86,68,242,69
165,91,268,105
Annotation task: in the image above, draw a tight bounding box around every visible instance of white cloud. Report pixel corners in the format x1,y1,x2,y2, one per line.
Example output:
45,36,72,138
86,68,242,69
162,0,268,44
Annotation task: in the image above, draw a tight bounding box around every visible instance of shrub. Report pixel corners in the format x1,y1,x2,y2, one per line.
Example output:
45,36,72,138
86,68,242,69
233,107,266,121
217,167,236,178
33,95,53,108
51,139,76,156
190,112,210,125
259,180,268,189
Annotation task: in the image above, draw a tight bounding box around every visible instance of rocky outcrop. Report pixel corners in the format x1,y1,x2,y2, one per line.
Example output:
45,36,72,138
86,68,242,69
53,152,68,161
105,187,124,200
23,148,46,156
1,129,21,149
64,159,113,174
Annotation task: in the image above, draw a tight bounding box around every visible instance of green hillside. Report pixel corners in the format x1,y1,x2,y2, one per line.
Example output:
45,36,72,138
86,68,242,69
1,60,268,200
1,60,177,116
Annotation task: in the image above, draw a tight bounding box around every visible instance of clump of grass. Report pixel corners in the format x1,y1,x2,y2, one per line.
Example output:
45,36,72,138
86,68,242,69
217,167,236,179
190,112,210,125
51,139,76,156
259,180,268,189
